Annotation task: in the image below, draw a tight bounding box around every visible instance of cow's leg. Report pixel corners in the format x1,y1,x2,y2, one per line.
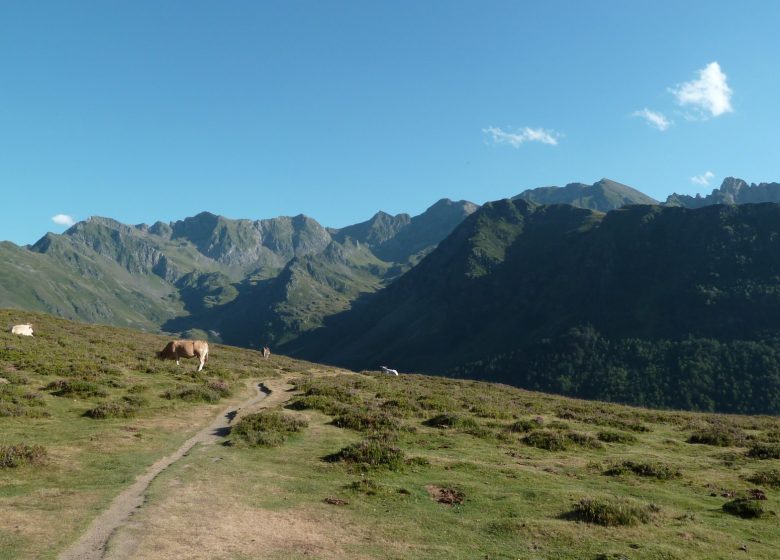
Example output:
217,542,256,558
176,359,180,366
197,354,205,372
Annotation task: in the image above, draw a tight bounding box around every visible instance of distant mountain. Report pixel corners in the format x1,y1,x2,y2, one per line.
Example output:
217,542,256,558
290,199,780,414
0,199,477,345
666,177,780,208
514,178,658,211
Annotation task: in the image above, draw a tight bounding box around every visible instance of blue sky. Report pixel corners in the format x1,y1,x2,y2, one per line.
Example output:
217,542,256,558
1,1,779,245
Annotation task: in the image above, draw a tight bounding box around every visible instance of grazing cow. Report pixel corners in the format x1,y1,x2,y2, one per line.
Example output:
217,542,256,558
157,340,209,372
11,324,34,336
380,366,399,376
262,346,271,360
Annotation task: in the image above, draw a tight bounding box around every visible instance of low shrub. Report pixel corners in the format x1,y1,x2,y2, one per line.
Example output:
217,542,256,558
46,379,107,398
689,423,748,447
597,430,637,444
569,497,654,526
604,461,681,480
325,436,405,470
747,443,780,460
522,430,568,451
746,469,780,488
286,395,350,416
507,417,544,433
85,400,136,419
760,430,780,443
207,379,231,397
424,413,479,431
333,408,400,433
565,431,604,449
0,443,47,468
229,411,308,447
722,498,765,519
162,384,221,403
380,398,420,417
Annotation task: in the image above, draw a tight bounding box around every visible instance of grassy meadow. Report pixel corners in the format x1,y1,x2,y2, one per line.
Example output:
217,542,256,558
2,310,780,559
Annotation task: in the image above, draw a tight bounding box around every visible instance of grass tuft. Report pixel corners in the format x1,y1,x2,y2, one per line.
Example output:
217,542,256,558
568,497,655,526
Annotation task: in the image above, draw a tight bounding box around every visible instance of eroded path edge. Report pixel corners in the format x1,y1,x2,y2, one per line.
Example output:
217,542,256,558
58,378,279,560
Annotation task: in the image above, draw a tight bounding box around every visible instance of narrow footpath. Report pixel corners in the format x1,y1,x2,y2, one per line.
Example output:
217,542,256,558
58,379,275,560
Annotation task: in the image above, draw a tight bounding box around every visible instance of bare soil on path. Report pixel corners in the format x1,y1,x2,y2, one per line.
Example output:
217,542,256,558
58,377,287,560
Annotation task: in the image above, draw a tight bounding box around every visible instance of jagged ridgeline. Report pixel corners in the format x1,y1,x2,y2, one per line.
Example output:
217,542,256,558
291,200,780,414
0,200,477,346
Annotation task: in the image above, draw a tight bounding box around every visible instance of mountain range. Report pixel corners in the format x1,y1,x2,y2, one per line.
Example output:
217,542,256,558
5,176,780,412
0,199,477,347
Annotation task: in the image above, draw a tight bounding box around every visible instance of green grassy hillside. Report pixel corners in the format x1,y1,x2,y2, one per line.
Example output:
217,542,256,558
2,311,780,559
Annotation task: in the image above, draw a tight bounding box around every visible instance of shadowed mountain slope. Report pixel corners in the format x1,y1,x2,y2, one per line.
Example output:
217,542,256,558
289,199,780,414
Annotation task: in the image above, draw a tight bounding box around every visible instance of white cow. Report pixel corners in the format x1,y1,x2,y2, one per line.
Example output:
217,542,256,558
380,366,399,376
11,324,34,336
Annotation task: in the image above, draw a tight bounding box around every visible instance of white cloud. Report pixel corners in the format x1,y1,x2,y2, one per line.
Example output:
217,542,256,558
690,171,715,186
51,214,76,227
483,126,561,147
632,108,672,131
670,62,733,118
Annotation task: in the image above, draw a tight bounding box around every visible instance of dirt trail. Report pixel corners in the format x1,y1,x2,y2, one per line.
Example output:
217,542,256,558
58,377,291,560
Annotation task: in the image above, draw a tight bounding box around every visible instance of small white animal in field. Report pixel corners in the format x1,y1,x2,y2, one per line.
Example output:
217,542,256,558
11,324,34,336
262,346,271,359
380,366,399,376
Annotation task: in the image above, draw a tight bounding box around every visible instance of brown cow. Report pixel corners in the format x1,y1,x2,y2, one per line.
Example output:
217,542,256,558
157,340,209,371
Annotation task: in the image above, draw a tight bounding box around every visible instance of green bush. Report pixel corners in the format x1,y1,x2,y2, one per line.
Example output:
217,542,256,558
0,443,47,468
689,423,748,447
747,443,780,459
569,497,654,526
85,400,134,419
162,384,221,403
424,413,479,431
46,379,107,398
333,408,400,433
325,436,405,470
229,411,308,447
522,430,568,451
746,469,780,488
286,395,350,416
604,460,681,480
722,498,765,518
565,431,604,449
597,430,637,444
507,417,544,433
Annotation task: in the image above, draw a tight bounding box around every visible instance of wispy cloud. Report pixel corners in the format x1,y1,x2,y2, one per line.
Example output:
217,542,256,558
670,62,733,118
51,214,76,227
632,108,672,131
691,171,715,186
483,126,561,147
